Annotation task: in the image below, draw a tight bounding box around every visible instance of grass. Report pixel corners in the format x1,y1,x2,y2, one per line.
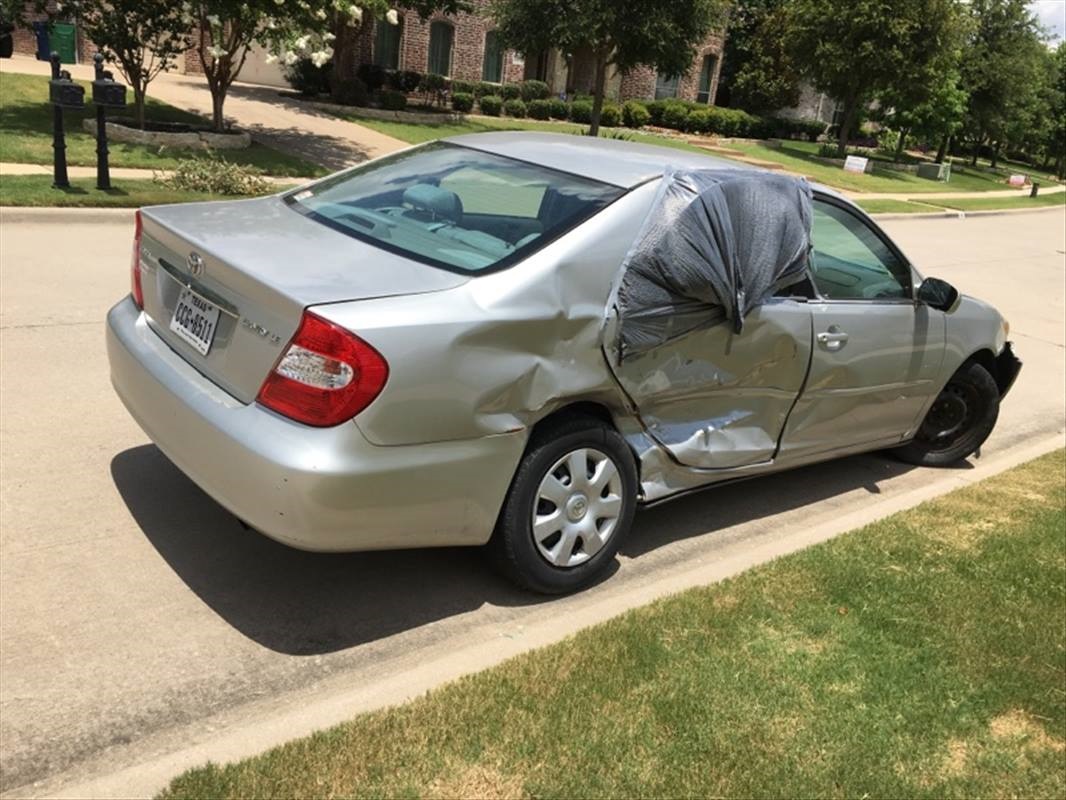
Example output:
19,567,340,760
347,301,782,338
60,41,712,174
0,73,326,178
0,175,284,207
727,140,1015,194
937,192,1066,212
160,450,1066,800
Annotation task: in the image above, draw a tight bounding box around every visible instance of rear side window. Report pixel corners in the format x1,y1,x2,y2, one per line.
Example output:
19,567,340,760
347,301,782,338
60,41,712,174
286,143,624,274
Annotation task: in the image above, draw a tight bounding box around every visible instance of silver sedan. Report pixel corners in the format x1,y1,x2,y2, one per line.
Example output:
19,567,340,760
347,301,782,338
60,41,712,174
106,132,1020,593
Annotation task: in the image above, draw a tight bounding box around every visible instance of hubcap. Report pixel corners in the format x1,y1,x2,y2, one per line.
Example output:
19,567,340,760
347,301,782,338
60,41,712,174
532,448,624,568
919,382,977,448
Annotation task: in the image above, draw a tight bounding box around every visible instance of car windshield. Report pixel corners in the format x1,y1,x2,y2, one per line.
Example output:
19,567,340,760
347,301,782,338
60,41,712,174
285,142,625,274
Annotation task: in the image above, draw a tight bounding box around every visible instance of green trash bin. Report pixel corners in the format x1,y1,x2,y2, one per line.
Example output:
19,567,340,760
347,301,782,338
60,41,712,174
49,22,77,64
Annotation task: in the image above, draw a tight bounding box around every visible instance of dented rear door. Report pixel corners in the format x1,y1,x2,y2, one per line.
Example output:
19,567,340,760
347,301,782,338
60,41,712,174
607,299,812,469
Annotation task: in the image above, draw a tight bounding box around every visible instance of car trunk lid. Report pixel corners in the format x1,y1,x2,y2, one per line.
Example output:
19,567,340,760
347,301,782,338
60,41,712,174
138,195,468,403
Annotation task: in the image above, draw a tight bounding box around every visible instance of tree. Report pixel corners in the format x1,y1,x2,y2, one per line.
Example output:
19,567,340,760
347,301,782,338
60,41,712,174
788,0,961,157
959,0,1045,167
717,0,800,114
491,0,729,136
74,0,188,129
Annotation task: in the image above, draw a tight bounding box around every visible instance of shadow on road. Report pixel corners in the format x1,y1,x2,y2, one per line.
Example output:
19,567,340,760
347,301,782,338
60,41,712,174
112,443,968,657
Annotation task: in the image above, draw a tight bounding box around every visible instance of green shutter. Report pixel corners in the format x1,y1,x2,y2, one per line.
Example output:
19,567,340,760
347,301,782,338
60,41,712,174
428,22,453,76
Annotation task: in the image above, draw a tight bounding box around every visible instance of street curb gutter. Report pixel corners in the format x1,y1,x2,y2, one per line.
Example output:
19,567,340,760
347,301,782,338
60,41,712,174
15,430,1065,800
0,207,135,225
871,204,1066,221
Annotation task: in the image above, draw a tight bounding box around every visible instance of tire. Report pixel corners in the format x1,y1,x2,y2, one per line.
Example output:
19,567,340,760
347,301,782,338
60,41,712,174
893,361,1000,467
488,415,638,594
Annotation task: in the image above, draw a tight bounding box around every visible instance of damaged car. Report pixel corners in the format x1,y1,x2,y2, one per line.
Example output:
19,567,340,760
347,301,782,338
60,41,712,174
106,132,1021,593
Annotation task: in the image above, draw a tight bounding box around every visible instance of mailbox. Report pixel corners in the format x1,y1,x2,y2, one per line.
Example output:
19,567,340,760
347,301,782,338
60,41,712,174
92,70,126,108
49,71,85,109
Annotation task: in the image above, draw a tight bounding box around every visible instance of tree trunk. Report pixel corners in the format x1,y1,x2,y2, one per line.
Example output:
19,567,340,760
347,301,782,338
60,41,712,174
935,133,949,163
588,50,608,137
211,86,226,132
971,129,983,166
835,97,858,158
134,86,147,130
989,141,999,169
894,126,909,162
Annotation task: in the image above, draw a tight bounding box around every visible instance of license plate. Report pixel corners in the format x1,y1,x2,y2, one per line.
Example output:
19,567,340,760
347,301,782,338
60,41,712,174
169,286,220,356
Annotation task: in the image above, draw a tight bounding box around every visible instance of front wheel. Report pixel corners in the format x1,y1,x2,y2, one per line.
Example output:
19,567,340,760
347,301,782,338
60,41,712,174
893,361,1000,467
488,416,638,594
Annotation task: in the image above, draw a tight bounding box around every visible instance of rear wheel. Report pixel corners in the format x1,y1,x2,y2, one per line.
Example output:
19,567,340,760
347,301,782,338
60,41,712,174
489,416,637,594
894,361,1000,466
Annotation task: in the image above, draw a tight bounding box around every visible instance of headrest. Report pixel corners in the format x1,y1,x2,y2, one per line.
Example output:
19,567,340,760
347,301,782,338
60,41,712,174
402,183,463,223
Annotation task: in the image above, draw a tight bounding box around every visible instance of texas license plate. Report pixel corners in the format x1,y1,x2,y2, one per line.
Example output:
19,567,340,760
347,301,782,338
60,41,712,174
169,286,220,356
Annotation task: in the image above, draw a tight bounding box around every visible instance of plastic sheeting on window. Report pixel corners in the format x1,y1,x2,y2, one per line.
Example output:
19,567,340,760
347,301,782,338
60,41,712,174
613,168,813,360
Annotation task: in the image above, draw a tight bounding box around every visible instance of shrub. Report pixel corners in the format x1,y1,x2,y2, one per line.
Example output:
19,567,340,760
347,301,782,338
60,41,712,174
332,77,369,107
356,63,388,92
817,142,840,158
520,79,550,101
503,98,528,118
661,101,689,131
686,108,713,134
500,83,522,100
158,155,269,196
570,100,593,124
548,98,569,120
798,118,826,142
479,94,503,116
451,91,475,112
393,69,422,94
421,72,447,105
475,81,497,98
450,79,476,96
599,104,621,127
380,89,408,110
527,98,552,120
645,99,668,125
622,100,650,129
283,57,331,97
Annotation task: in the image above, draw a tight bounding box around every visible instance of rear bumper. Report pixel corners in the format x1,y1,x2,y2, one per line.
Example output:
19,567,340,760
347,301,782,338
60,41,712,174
995,341,1022,398
106,297,525,551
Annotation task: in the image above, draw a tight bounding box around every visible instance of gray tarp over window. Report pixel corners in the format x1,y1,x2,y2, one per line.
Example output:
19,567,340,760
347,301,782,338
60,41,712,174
615,168,813,359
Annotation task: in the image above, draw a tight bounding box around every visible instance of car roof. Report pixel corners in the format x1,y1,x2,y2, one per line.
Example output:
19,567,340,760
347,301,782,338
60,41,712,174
443,131,747,188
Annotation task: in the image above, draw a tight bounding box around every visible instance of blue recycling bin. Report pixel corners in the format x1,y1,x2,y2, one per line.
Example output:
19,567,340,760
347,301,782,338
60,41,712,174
33,21,50,61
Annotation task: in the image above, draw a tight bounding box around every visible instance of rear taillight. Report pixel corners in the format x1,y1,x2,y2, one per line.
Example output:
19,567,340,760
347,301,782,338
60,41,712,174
131,210,144,309
257,311,389,427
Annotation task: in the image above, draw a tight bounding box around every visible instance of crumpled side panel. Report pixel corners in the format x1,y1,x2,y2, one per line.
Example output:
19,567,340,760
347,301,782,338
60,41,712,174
616,169,813,359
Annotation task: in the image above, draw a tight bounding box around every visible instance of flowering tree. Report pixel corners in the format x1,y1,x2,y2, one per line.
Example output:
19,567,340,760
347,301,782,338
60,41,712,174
183,1,401,132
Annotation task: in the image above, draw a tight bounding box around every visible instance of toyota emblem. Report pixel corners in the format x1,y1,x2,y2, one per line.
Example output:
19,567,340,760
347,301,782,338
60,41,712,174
187,251,205,277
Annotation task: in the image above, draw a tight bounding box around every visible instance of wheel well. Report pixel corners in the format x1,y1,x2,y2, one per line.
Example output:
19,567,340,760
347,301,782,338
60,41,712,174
965,348,997,379
530,401,616,434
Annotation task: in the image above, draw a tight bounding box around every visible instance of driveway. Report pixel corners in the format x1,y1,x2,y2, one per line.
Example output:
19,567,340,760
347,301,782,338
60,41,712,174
1,208,1063,798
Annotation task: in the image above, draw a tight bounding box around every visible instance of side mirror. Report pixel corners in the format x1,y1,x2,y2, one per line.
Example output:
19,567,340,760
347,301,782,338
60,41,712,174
916,277,959,312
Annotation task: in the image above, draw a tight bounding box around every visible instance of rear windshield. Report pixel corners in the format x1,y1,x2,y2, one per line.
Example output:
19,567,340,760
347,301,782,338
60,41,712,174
285,142,625,274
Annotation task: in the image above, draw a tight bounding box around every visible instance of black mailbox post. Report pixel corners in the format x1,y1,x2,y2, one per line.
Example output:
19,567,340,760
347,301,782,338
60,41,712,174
91,53,127,190
48,52,84,189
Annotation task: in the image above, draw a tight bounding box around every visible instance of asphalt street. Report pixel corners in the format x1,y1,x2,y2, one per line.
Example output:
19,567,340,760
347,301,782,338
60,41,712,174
1,207,1063,797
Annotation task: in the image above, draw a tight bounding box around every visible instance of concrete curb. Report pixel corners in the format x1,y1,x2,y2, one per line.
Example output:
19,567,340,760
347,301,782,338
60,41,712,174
14,430,1064,800
0,206,136,225
870,204,1066,221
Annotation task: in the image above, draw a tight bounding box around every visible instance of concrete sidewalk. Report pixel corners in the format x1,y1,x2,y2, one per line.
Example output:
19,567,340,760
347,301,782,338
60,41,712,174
0,55,407,170
0,161,308,185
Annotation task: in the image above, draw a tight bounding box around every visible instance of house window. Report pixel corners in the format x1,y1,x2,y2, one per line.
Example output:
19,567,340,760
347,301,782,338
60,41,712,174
654,72,680,100
427,21,453,76
696,54,717,104
482,30,503,83
374,16,403,69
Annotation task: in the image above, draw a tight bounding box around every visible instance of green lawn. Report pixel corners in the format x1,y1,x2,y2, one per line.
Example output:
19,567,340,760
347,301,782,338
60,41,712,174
335,108,714,156
728,140,1015,194
0,175,285,207
0,73,325,178
937,192,1066,212
160,451,1066,800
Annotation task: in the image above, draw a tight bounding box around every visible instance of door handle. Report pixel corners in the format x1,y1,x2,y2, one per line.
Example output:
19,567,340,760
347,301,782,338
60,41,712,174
817,327,849,351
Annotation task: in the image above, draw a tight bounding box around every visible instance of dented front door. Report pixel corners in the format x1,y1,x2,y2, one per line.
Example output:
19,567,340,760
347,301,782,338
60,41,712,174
607,300,812,469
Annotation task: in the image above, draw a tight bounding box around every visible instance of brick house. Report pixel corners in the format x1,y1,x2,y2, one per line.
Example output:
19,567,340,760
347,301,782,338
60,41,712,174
9,0,725,105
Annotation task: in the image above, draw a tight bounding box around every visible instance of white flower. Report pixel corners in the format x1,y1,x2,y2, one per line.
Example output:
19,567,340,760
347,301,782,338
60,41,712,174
348,4,362,22
275,0,284,5
323,32,336,42
208,45,226,58
282,50,299,65
265,52,278,64
315,8,327,19
206,14,220,26
294,34,311,51
385,8,398,25
310,49,331,67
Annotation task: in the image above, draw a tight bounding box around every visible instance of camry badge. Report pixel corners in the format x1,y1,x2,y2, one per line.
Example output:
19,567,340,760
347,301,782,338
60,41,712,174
187,251,205,277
